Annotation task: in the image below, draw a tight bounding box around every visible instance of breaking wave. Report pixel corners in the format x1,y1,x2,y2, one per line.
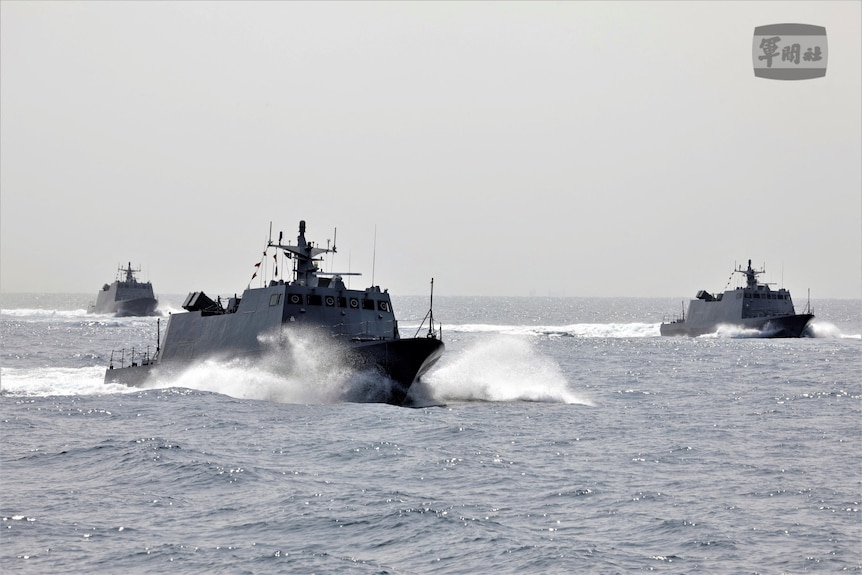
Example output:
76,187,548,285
697,321,859,339
421,335,593,406
137,326,402,404
700,324,783,339
806,321,860,339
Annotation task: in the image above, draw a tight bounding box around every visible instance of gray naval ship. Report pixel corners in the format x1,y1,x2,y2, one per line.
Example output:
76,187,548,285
660,259,814,338
90,262,158,316
105,220,444,405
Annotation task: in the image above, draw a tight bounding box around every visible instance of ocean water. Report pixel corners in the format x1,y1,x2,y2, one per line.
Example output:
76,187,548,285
1,294,860,574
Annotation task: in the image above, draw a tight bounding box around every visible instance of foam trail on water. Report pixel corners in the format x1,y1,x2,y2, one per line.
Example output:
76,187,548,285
543,323,659,338
158,359,392,405
424,335,593,405
416,322,659,338
157,360,338,404
700,324,778,339
0,366,135,396
1,308,90,319
699,321,859,339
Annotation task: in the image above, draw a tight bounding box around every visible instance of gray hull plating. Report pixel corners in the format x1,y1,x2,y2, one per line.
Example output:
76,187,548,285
106,333,444,405
105,221,444,405
91,263,158,316
660,259,813,338
660,312,814,337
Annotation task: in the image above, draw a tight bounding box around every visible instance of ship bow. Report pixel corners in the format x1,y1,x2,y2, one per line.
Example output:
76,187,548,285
354,337,445,404
764,314,815,338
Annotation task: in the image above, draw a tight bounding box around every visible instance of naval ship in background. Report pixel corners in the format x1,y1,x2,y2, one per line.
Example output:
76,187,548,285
104,220,444,405
660,259,814,338
89,262,158,316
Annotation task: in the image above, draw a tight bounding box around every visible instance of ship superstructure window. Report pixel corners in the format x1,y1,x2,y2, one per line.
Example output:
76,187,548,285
269,294,282,306
362,299,375,310
338,297,348,308
378,300,390,312
307,294,322,306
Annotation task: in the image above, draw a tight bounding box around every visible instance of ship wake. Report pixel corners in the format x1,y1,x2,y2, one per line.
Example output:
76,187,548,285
703,324,783,339
443,322,658,338
420,335,592,406
805,321,858,339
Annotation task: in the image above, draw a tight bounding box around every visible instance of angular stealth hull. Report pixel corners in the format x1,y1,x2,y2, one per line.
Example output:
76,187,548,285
659,313,814,338
91,263,158,317
94,295,159,317
104,220,444,406
660,259,814,338
351,337,446,404
105,335,444,405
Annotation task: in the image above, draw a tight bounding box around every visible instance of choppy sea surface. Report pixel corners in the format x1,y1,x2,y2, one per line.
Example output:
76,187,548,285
1,293,860,574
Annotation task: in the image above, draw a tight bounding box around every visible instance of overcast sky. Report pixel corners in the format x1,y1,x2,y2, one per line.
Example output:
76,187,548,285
2,1,860,299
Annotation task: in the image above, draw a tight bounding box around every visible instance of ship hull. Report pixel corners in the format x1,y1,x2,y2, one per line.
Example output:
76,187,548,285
92,280,158,316
103,220,444,406
351,337,446,404
105,335,445,406
661,259,813,339
94,297,159,317
660,313,814,338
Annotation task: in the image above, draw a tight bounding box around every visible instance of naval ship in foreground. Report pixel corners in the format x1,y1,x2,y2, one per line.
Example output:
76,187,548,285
105,220,444,405
89,262,158,316
660,259,814,338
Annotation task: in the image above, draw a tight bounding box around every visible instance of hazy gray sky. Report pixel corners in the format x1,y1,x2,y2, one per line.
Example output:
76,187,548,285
2,1,860,299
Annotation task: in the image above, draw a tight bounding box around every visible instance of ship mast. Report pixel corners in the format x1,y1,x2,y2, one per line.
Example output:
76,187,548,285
120,262,141,284
415,277,441,340
735,259,764,289
267,221,342,285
